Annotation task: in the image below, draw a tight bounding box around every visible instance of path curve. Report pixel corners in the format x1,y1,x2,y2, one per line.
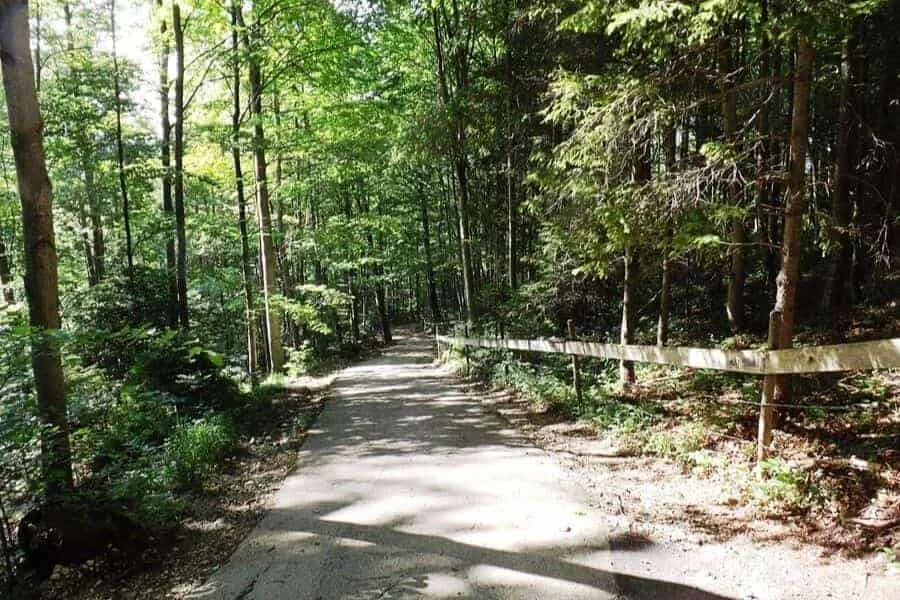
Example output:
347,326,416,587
184,333,754,599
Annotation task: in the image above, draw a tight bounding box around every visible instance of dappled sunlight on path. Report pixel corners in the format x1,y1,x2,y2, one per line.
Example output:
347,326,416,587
187,332,734,599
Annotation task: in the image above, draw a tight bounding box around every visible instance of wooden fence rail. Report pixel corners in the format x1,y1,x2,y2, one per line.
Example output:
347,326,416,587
435,331,900,471
436,335,900,375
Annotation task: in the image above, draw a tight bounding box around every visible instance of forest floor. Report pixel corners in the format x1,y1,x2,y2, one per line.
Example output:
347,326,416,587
475,368,900,556
478,385,900,592
38,372,340,600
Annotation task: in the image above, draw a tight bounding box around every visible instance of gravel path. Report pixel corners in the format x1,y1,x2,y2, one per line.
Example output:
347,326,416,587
186,332,897,600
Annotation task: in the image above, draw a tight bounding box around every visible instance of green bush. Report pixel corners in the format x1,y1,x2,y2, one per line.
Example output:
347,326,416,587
164,414,237,489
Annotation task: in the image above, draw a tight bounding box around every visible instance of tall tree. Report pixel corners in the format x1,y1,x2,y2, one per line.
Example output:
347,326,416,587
421,195,441,328
231,0,259,378
238,1,284,372
431,3,476,324
158,0,177,327
173,1,189,328
773,34,814,402
110,0,133,279
0,0,74,495
722,30,745,333
828,29,858,314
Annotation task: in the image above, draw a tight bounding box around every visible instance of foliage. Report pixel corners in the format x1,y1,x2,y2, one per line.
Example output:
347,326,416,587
164,414,237,490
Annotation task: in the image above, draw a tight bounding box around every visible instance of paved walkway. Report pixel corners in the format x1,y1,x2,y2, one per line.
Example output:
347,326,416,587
185,333,846,599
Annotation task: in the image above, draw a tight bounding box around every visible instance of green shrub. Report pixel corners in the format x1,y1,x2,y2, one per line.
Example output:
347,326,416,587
164,414,237,489
106,464,185,528
285,344,316,377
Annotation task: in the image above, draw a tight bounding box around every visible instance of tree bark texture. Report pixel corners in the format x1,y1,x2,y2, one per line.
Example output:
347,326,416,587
0,0,74,496
774,35,814,403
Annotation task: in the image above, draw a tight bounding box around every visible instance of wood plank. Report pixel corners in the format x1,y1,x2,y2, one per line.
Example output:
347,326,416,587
437,336,767,374
765,339,900,374
436,336,900,375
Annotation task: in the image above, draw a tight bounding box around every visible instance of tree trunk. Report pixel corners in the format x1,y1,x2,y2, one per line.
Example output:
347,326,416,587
239,3,284,372
623,127,650,385
0,0,74,495
454,156,475,324
828,31,858,314
85,161,104,284
231,0,258,380
507,151,517,291
342,194,360,344
362,193,391,344
172,2,189,328
0,238,14,304
658,122,676,347
157,0,177,327
722,34,745,332
756,0,773,298
421,196,441,328
110,0,133,279
774,35,814,403
657,254,671,347
619,250,637,386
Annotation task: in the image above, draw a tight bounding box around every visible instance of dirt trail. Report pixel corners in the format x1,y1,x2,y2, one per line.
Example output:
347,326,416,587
186,332,896,600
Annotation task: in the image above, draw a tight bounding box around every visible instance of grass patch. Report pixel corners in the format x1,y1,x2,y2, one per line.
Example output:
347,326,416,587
164,414,238,490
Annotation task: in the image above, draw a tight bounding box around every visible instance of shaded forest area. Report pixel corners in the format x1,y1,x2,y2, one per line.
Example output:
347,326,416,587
0,0,897,594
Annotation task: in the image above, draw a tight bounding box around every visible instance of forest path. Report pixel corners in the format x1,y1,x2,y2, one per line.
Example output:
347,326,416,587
184,332,862,600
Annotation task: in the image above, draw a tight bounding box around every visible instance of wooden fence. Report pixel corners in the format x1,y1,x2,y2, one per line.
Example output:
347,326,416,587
435,324,900,470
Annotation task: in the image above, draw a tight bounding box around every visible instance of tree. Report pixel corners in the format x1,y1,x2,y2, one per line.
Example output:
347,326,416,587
0,0,74,495
110,0,133,280
172,1,189,328
430,1,477,324
230,0,259,378
238,0,284,372
773,34,814,402
158,0,177,327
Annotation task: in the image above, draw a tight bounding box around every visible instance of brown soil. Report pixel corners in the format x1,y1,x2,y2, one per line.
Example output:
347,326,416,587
474,380,899,568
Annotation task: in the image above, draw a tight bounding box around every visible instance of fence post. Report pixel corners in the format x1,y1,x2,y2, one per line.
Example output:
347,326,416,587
464,323,470,376
757,309,782,474
567,319,583,405
502,321,510,385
